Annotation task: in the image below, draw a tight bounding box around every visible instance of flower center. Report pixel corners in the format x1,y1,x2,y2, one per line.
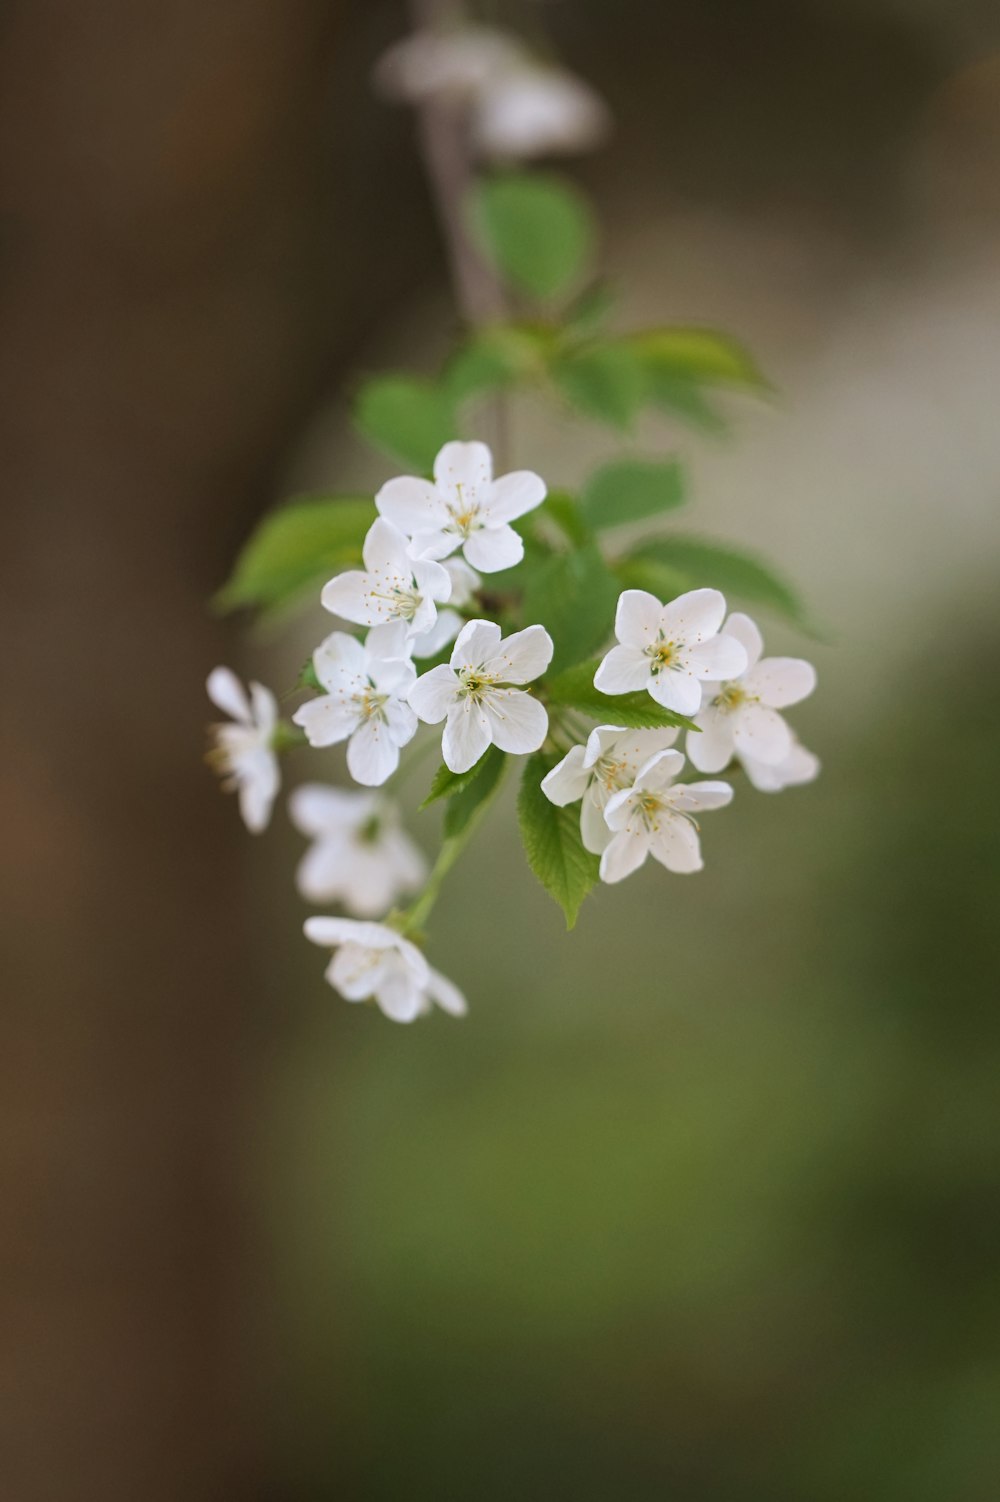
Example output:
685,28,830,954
368,572,421,621
357,813,383,844
594,753,632,794
645,635,683,675
713,683,750,712
457,666,496,702
446,482,482,539
353,684,389,721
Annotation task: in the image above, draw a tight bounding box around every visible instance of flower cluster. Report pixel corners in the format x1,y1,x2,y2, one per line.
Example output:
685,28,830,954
206,440,819,1023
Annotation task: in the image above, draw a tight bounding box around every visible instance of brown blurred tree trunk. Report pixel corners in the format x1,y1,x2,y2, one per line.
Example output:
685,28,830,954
0,3,382,1498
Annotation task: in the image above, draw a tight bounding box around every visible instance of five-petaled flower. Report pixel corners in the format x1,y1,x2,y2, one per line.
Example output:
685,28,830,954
600,748,733,884
595,588,749,717
292,625,417,786
289,784,426,916
541,724,679,854
685,612,817,776
322,517,451,638
304,917,467,1024
409,618,553,773
205,667,280,833
375,440,546,573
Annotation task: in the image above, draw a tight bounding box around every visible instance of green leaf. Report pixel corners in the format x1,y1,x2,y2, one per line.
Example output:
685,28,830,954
420,756,490,811
522,543,621,673
639,371,730,434
581,457,687,532
545,659,701,733
517,753,600,929
626,327,769,389
443,746,507,838
623,535,809,629
551,342,645,430
444,325,548,404
470,172,594,301
215,496,372,615
564,279,616,335
354,375,455,471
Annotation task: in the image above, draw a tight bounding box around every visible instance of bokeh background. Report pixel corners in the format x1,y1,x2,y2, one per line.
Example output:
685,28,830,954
3,1,1000,1498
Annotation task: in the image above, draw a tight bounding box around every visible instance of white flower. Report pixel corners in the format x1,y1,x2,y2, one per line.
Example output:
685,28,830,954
289,784,427,916
740,740,821,794
472,63,611,161
600,749,733,884
402,556,482,659
594,588,749,717
205,667,280,833
375,440,546,574
292,625,417,787
409,619,552,774
321,517,451,639
304,917,467,1024
541,724,679,854
374,25,522,103
686,612,817,776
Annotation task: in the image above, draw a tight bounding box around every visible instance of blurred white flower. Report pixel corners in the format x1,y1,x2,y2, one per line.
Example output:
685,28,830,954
321,517,451,639
409,618,552,773
205,667,280,833
289,784,427,916
740,739,821,793
473,62,610,161
594,588,748,717
374,25,521,103
304,916,467,1024
292,625,417,787
376,440,546,573
686,612,817,776
600,748,732,884
541,724,679,854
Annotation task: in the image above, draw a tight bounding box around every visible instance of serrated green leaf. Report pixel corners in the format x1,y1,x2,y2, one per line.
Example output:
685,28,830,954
522,543,621,673
354,375,455,471
545,659,701,733
443,746,507,838
552,342,645,430
581,457,687,532
517,753,600,928
626,327,769,389
215,496,372,615
623,535,809,630
470,172,594,301
420,756,489,811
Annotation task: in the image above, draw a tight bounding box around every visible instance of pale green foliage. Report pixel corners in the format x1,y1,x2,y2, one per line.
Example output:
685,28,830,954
215,497,370,616
470,172,594,300
581,458,686,532
617,535,812,632
354,375,455,471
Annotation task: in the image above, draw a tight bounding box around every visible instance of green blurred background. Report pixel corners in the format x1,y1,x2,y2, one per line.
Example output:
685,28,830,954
2,1,999,1499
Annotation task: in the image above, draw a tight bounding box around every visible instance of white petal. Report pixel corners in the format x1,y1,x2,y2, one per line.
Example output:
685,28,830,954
381,828,429,893
742,742,821,793
541,745,591,805
484,623,553,683
207,666,251,723
732,703,793,765
594,644,650,695
304,916,396,949
581,790,614,854
362,516,412,575
599,826,650,884
744,656,817,709
486,469,546,525
443,557,480,608
347,720,402,786
369,656,417,698
330,941,388,1000
723,612,763,672
646,669,702,717
483,688,548,754
365,620,413,662
685,706,736,774
382,697,418,747
582,725,628,768
464,523,524,573
669,780,733,813
249,682,278,734
659,588,726,643
433,439,493,494
237,751,278,833
650,815,703,874
292,695,357,748
684,632,748,681
451,618,502,669
321,570,374,625
288,783,368,837
337,847,402,918
609,726,680,776
295,838,351,904
411,609,462,658
412,555,453,603
408,665,459,723
312,630,367,689
614,589,663,647
375,475,444,536
375,969,426,1023
632,747,685,793
426,965,468,1017
442,699,492,773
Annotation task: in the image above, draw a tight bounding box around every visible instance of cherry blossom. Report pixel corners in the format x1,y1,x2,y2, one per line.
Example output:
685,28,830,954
600,749,733,884
304,917,467,1024
375,440,546,573
292,625,417,787
289,784,426,916
205,667,280,833
541,725,679,854
321,517,451,639
594,588,748,717
409,619,552,773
